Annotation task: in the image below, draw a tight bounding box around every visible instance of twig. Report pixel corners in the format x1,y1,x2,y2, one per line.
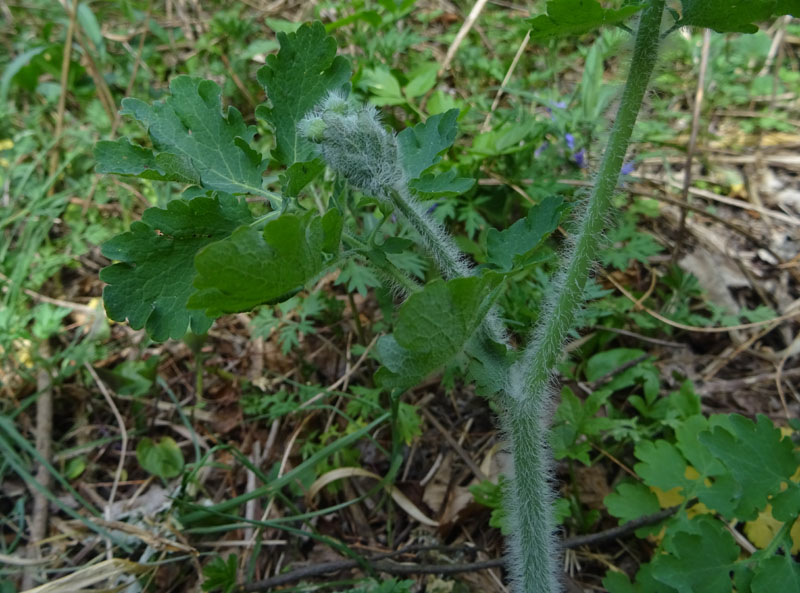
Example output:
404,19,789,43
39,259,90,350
587,325,686,348
758,15,792,78
420,407,487,482
47,0,78,181
773,350,794,420
481,30,530,132
483,176,782,259
23,343,54,589
439,0,491,75
701,318,785,382
603,272,800,333
73,27,116,123
636,184,780,258
0,271,98,314
298,335,378,410
221,54,257,109
639,175,800,226
562,505,679,548
234,506,679,592
672,28,711,263
110,0,153,137
585,354,649,390
698,366,800,397
84,364,129,561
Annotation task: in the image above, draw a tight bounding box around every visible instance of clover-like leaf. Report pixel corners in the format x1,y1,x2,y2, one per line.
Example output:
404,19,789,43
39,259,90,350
108,76,268,197
257,21,351,166
396,109,459,181
651,517,739,593
698,414,798,520
486,196,566,272
527,0,645,41
375,274,502,391
100,193,254,341
605,482,661,523
677,0,800,34
137,436,184,479
189,210,342,317
633,439,696,496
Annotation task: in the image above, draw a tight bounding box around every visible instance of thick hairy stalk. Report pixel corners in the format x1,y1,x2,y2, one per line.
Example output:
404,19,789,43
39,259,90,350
504,2,666,592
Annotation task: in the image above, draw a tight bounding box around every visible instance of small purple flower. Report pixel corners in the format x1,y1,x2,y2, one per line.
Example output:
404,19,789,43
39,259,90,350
426,202,439,215
534,141,549,158
574,148,586,168
620,161,635,176
565,133,575,151
546,101,566,120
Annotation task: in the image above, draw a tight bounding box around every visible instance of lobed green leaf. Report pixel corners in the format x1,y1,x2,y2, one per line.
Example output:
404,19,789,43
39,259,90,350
698,414,798,520
375,274,502,391
189,210,342,317
751,555,800,593
527,0,645,41
100,193,254,341
95,138,199,184
257,21,351,166
485,196,566,272
396,109,460,181
113,76,268,197
633,439,695,496
409,170,475,198
677,0,800,34
650,517,739,593
605,482,661,523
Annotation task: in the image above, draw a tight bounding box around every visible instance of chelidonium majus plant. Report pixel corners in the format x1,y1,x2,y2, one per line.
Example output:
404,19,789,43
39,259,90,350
95,2,800,591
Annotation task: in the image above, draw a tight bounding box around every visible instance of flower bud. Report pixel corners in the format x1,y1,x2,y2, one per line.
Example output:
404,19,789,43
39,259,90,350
299,92,405,199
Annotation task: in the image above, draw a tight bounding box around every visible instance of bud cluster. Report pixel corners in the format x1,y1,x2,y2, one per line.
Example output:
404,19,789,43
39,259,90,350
299,91,405,199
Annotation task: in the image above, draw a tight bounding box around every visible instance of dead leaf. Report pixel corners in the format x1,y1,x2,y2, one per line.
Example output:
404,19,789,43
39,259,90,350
21,558,150,593
307,467,439,527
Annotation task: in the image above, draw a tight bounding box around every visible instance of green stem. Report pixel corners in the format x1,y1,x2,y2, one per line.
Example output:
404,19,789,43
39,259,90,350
521,2,664,390
504,3,665,592
342,232,421,294
387,186,509,345
387,186,472,279
348,291,367,344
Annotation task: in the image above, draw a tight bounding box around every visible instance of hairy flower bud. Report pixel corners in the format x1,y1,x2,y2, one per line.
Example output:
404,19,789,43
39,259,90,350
299,91,405,199
298,116,327,142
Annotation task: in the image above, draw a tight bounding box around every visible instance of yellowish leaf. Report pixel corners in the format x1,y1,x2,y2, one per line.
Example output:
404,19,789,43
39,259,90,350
651,485,683,507
745,506,783,549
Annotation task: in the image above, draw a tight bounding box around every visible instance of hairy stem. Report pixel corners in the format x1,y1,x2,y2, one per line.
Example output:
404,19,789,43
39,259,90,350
388,186,472,279
387,186,510,345
504,3,665,592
